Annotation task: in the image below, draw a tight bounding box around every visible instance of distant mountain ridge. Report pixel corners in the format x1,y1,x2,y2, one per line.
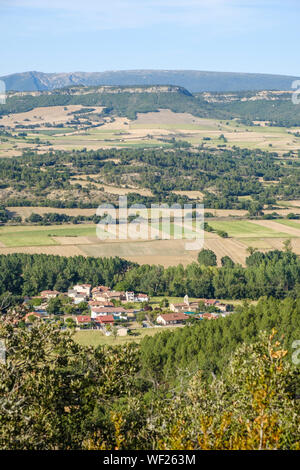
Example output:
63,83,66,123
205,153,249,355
1,70,299,93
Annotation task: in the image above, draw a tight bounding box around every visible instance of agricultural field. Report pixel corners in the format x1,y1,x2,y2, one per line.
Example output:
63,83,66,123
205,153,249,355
2,107,300,156
1,94,300,267
74,326,178,347
1,217,299,266
208,220,289,238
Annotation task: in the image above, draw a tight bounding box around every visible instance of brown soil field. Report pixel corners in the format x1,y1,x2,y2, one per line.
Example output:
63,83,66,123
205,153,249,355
263,237,300,253
264,208,300,216
173,190,204,199
78,232,249,267
99,117,131,130
133,109,215,126
236,236,300,256
250,219,300,237
52,236,94,245
2,222,298,266
78,239,199,267
1,105,104,127
204,237,248,265
0,245,86,256
280,200,300,208
208,209,248,217
8,207,97,220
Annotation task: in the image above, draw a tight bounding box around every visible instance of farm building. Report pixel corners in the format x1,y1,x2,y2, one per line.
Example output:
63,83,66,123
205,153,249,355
93,290,125,302
88,300,114,308
94,315,115,326
156,313,189,325
75,315,92,326
73,294,88,305
90,306,126,319
169,303,188,313
135,293,149,302
125,291,135,302
40,290,60,299
73,284,92,297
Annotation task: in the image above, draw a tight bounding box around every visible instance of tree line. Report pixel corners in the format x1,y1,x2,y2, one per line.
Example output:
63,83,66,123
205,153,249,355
0,249,299,300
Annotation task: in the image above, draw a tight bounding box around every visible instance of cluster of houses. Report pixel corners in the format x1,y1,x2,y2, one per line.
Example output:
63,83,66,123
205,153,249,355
23,285,234,333
37,285,150,331
157,296,232,325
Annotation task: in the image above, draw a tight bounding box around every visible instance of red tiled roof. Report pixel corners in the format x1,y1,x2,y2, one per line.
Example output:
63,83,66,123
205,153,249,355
106,291,125,297
24,312,42,319
205,299,217,305
160,313,188,322
201,313,216,319
91,307,126,314
88,301,114,307
94,315,114,323
76,315,91,323
40,290,60,295
92,285,111,292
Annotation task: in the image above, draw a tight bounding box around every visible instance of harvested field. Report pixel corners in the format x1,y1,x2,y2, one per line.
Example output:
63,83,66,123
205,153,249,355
0,245,86,256
264,237,300,254
208,220,288,238
173,190,204,199
264,208,300,216
250,219,300,237
1,105,103,127
52,236,95,245
79,239,200,267
279,200,300,208
132,109,214,127
9,207,97,220
204,237,248,265
275,219,300,229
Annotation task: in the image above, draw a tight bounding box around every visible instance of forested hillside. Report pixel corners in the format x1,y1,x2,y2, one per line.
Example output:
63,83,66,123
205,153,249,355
1,146,299,209
2,85,300,125
0,304,299,449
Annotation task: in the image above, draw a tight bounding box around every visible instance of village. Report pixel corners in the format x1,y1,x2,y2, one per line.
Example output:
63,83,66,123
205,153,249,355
19,283,235,338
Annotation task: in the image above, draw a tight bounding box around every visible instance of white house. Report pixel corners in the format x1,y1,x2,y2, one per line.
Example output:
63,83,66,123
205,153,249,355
73,284,92,297
125,291,135,302
91,306,126,319
157,313,189,325
134,293,149,302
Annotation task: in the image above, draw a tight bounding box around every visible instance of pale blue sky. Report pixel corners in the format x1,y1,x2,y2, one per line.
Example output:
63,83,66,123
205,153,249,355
1,0,299,76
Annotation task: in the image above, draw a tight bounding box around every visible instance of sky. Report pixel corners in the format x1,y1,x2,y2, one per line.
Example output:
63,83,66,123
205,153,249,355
1,0,299,76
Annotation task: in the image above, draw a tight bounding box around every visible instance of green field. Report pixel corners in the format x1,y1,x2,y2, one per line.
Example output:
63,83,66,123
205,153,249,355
150,296,245,306
2,109,300,157
73,326,176,347
0,224,97,247
208,220,289,238
275,219,300,230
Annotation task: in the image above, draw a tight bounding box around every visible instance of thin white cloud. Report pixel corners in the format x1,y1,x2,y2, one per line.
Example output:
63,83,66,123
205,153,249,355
1,0,297,33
